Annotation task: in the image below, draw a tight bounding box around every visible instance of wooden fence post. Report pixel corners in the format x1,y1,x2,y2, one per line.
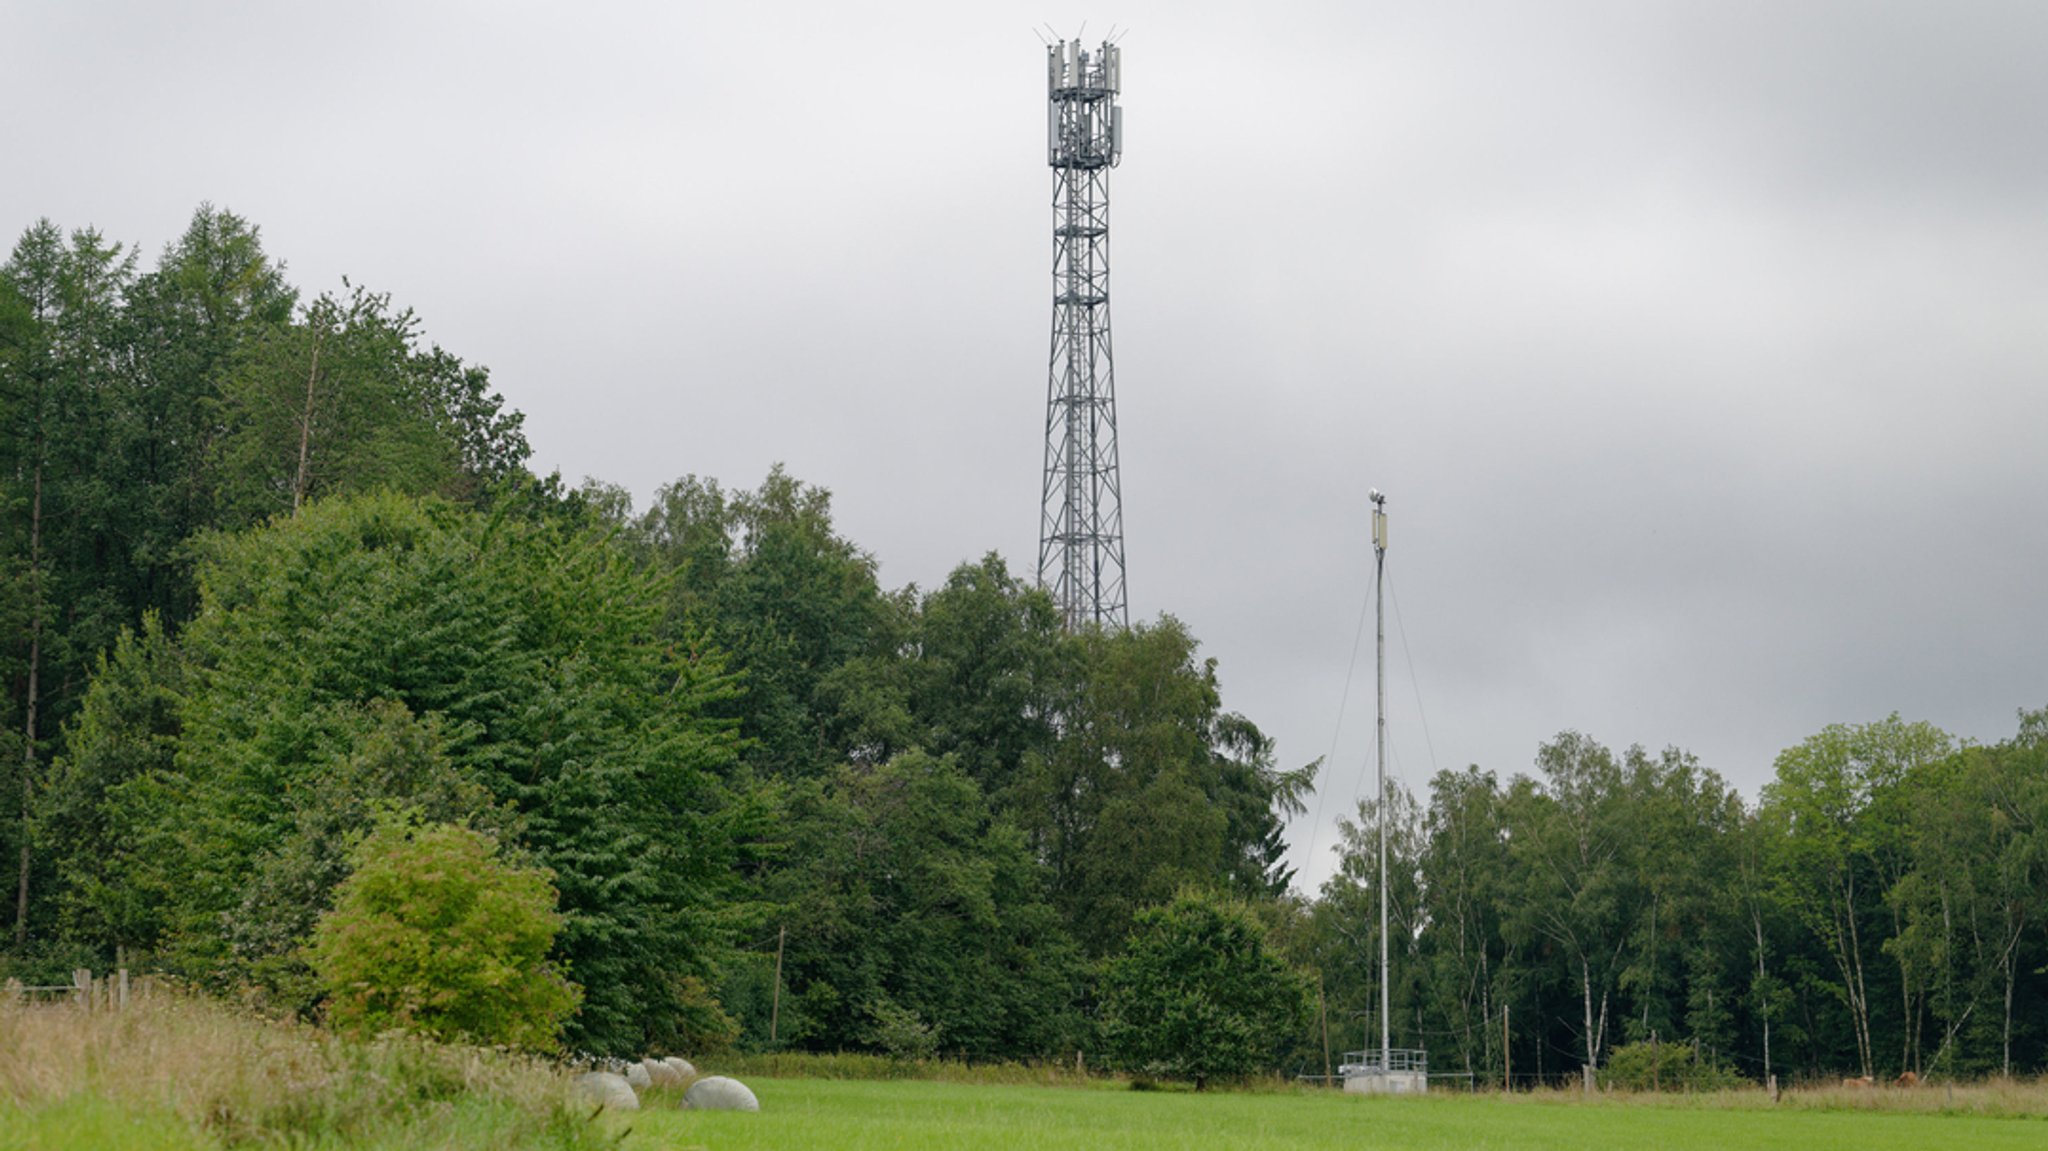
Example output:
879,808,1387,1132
1318,977,1333,1086
769,924,785,1045
1502,1004,1510,1093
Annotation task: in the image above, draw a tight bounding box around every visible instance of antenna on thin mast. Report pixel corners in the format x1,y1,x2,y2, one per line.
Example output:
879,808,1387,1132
1335,496,1426,1095
1371,489,1390,1083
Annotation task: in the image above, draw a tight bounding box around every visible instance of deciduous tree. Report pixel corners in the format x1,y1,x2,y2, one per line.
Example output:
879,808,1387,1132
1099,890,1311,1088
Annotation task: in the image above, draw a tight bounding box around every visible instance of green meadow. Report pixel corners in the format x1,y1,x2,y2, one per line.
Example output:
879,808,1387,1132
629,1079,2048,1151
10,995,2048,1150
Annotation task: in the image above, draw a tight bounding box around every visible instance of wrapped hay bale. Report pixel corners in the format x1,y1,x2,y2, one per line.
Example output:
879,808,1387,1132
571,1071,640,1111
684,1075,759,1112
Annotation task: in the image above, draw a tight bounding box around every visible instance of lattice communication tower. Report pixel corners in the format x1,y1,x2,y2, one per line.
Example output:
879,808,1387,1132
1039,38,1127,631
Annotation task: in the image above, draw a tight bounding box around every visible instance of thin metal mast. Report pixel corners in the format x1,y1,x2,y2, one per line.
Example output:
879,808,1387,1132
1040,38,1127,631
1372,489,1390,1076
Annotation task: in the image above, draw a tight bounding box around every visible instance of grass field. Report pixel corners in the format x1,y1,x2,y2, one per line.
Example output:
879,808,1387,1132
9,993,2047,1150
626,1078,2048,1151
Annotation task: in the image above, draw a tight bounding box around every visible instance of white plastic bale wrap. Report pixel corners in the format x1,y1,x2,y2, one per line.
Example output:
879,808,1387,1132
684,1075,761,1112
571,1071,640,1111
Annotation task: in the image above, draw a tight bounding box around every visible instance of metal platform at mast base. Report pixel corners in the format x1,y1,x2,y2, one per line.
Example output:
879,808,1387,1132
1339,1049,1429,1095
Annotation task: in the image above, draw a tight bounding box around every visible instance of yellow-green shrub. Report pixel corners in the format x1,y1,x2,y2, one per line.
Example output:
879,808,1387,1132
309,820,580,1050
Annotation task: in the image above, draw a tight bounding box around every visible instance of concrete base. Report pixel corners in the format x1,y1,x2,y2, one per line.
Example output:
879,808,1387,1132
1343,1071,1428,1095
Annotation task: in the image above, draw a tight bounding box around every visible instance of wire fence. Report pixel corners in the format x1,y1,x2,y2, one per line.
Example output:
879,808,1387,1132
2,968,142,1012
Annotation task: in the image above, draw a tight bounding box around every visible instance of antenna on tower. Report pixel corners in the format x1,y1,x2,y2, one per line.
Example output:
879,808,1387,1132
1038,36,1128,631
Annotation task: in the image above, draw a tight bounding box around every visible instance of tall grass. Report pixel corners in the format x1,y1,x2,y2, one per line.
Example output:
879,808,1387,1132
1713,1078,2048,1117
0,988,612,1149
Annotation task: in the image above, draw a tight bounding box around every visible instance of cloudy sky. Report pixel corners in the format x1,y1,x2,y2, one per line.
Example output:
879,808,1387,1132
7,1,2045,889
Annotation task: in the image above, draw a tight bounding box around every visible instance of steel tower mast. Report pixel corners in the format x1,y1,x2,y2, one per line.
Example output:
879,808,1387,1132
1040,38,1127,631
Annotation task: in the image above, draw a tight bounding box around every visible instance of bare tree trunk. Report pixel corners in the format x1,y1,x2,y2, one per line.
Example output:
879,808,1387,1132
1929,888,1956,1077
1838,874,1874,1078
1596,989,1610,1070
1318,977,1332,1084
1998,905,2023,1078
769,923,785,1044
2003,952,2015,1079
1582,959,1597,1090
1477,945,1491,1077
1642,895,1658,1035
292,325,324,513
1898,897,1916,1076
1753,907,1772,1082
14,454,44,949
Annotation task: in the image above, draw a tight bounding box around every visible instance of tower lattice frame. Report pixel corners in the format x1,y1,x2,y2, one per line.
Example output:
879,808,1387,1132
1039,39,1127,631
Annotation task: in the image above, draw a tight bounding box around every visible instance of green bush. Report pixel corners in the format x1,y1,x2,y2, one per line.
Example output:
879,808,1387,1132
1098,890,1311,1090
863,996,941,1061
1598,1039,1746,1092
308,819,580,1050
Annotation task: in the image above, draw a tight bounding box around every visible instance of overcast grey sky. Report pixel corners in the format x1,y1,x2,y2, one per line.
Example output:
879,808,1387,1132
7,1,2046,891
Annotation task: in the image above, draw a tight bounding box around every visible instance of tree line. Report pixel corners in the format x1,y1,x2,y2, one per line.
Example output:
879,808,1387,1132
5,207,2042,1082
0,206,1305,1058
1300,704,2047,1087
